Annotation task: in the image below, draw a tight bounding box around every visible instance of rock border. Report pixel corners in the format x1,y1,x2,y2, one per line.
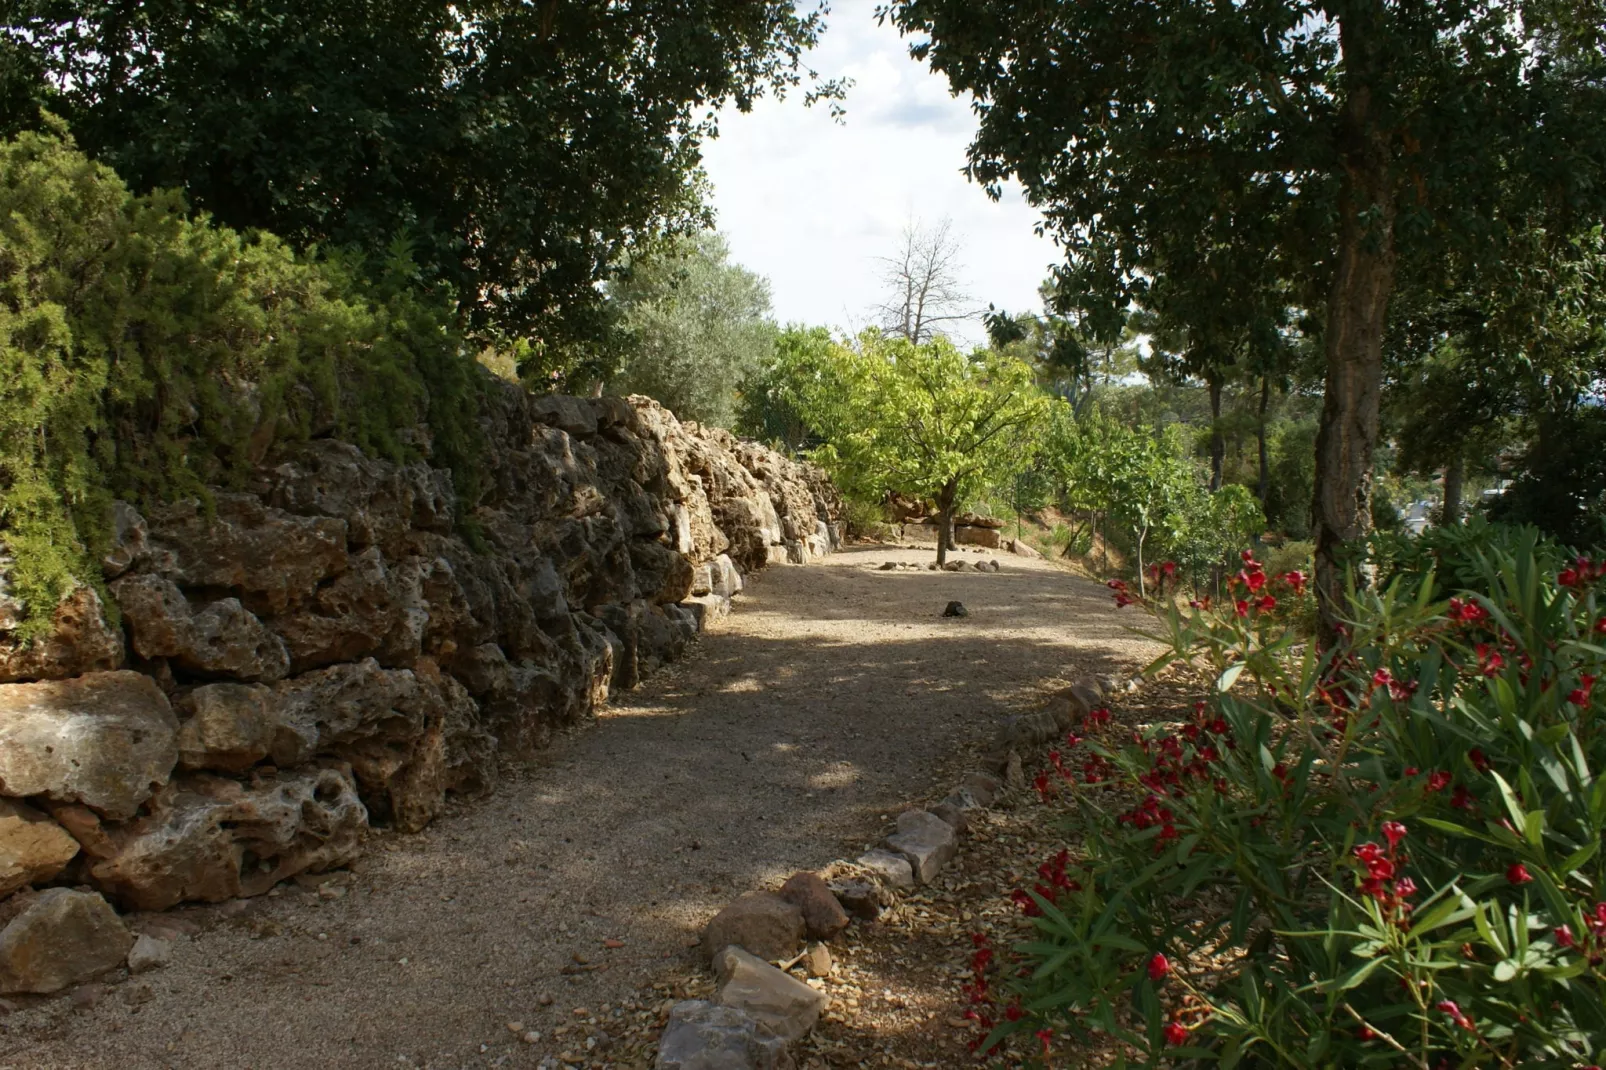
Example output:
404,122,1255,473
655,670,1140,1068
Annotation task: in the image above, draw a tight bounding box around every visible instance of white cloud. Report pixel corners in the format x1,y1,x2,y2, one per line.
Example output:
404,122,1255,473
699,1,1059,348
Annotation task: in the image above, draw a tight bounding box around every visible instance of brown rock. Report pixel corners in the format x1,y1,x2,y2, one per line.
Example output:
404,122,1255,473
80,767,367,911
0,889,133,995
0,671,178,820
0,799,80,897
112,574,290,682
176,683,279,773
777,872,850,941
953,525,1002,549
702,892,805,962
0,575,124,684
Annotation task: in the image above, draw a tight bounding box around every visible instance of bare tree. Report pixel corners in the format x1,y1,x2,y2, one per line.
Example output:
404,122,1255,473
873,218,974,344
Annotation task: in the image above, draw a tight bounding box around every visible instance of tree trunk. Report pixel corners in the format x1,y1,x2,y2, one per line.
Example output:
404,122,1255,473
1312,10,1396,646
1257,375,1272,506
1136,523,1149,597
935,480,957,567
1208,375,1225,492
1442,455,1464,526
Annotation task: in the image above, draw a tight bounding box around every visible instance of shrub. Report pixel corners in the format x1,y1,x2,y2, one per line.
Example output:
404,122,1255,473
0,126,482,637
985,533,1606,1067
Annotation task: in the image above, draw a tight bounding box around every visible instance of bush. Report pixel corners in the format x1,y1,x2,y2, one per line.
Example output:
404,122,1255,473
985,535,1606,1067
0,126,482,637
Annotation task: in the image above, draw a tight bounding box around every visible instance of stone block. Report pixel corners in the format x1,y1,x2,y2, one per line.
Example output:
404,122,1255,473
713,946,828,1042
854,849,914,889
885,810,957,884
0,889,133,995
654,1000,793,1070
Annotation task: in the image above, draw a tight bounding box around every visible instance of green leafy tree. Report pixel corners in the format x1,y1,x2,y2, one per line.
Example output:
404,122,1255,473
606,231,775,427
735,324,840,452
884,0,1606,640
5,1,840,370
799,332,1053,566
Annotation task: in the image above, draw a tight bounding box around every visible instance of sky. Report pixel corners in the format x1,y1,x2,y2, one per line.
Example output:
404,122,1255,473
699,1,1060,348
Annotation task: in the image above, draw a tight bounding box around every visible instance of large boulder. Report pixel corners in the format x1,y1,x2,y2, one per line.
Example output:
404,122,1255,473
0,888,133,995
78,767,367,911
703,892,806,962
0,798,81,897
0,671,178,820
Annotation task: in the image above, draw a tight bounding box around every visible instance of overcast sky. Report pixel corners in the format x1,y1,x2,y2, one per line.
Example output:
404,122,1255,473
699,2,1060,348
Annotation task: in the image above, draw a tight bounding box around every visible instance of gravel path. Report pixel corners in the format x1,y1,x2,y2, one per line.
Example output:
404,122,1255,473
3,544,1153,1070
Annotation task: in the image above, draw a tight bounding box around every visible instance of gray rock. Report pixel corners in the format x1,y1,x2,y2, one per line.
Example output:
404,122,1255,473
930,802,968,833
702,892,805,962
885,810,958,884
0,889,134,995
713,946,827,1043
655,1000,793,1070
530,395,599,438
942,601,968,617
825,878,882,921
126,933,171,973
0,798,80,897
962,772,1002,807
854,849,914,889
941,786,985,813
0,671,178,821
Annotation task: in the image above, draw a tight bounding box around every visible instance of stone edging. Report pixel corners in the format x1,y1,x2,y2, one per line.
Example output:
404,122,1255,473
652,671,1139,1069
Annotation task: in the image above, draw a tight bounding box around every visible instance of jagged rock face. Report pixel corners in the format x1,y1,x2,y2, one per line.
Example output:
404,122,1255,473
0,392,839,913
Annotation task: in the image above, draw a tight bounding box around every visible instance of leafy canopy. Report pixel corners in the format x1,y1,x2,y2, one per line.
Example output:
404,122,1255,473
5,1,840,368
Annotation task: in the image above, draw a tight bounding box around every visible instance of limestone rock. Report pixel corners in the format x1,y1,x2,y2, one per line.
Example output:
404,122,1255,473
0,799,80,897
703,892,805,962
0,671,178,820
777,872,849,941
930,801,968,833
0,889,133,995
1007,538,1043,559
79,767,367,911
126,933,171,973
530,395,599,438
953,525,1002,549
113,574,290,682
802,944,833,978
713,946,827,1042
176,683,279,773
0,576,124,684
854,849,914,889
655,1000,793,1070
886,810,958,884
101,500,151,580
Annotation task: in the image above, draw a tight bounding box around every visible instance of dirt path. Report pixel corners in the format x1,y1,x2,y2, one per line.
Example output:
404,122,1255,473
4,545,1152,1070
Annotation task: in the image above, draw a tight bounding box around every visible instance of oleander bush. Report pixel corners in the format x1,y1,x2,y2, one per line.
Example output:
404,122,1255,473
981,527,1606,1068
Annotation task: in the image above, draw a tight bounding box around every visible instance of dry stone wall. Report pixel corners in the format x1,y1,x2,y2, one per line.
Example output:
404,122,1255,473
0,387,840,990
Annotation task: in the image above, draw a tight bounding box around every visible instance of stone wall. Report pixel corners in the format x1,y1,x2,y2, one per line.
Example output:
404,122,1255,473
0,386,840,946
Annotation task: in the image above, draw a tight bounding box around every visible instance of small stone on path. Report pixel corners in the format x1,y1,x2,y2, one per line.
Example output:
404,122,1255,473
941,601,967,617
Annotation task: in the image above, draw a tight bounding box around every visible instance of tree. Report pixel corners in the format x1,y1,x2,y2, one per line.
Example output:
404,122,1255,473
735,325,840,452
799,332,1052,565
606,231,775,427
884,0,1606,640
873,218,975,344
4,1,840,370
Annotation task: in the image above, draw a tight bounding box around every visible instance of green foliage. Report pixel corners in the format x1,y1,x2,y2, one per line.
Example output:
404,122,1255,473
735,325,843,453
0,127,481,636
1043,405,1265,586
990,533,1606,1067
6,1,840,370
606,231,775,428
792,331,1052,552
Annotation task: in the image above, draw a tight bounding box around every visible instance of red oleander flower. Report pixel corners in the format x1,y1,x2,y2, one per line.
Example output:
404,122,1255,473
1164,1021,1189,1046
1507,862,1533,884
1280,569,1307,595
1356,1025,1377,1041
1452,784,1476,810
1036,1028,1053,1057
1147,952,1170,981
1426,771,1451,792
1234,599,1249,618
1469,748,1490,773
1568,674,1596,707
1555,925,1576,948
1004,1004,1024,1022
1255,594,1277,611
1372,669,1392,688
1162,561,1177,578
1381,820,1407,849
1596,617,1606,635
1476,643,1505,676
